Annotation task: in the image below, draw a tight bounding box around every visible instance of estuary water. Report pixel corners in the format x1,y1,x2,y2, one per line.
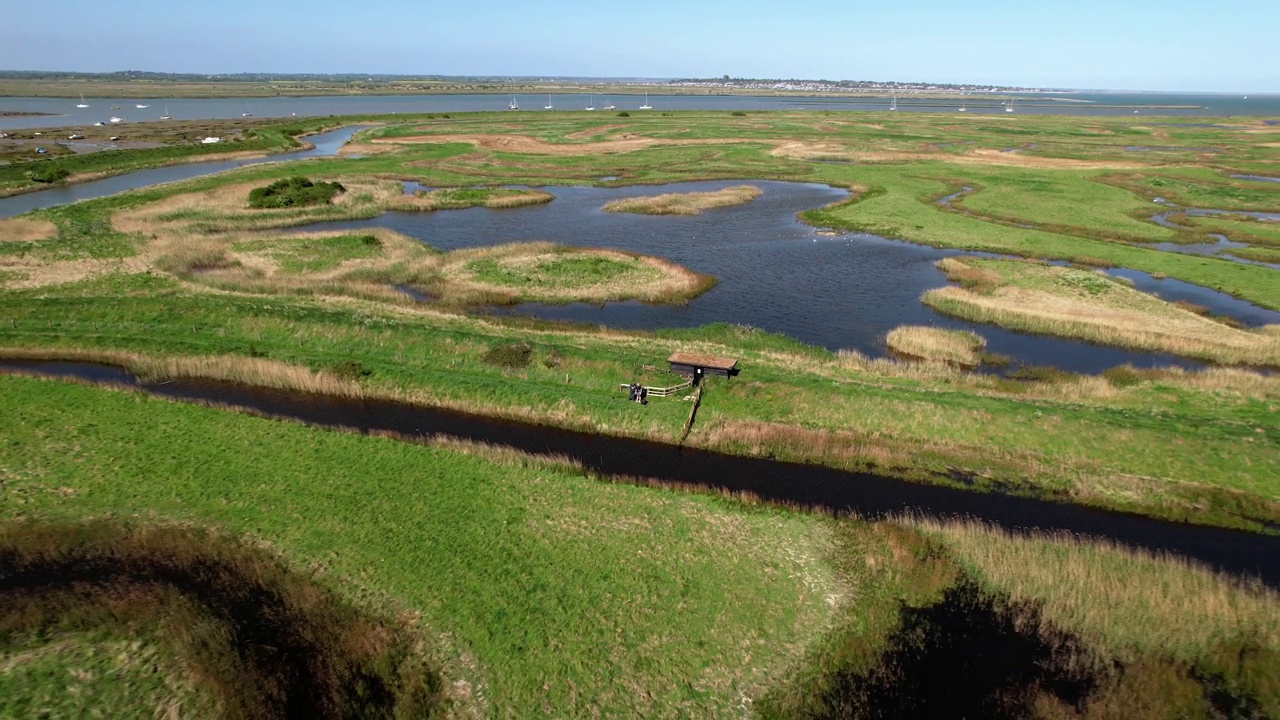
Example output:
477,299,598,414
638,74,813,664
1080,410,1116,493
296,180,1280,373
2,91,1278,130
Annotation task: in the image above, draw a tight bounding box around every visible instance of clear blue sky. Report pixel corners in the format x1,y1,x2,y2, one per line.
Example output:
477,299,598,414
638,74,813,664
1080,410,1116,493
3,0,1276,92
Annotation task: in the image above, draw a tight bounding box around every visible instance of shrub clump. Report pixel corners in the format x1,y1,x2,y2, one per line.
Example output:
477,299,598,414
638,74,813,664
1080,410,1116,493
482,342,533,369
27,165,70,184
248,176,346,209
327,360,373,381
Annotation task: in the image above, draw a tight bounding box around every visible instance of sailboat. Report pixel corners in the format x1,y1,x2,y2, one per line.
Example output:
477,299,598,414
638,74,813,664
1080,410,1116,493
160,106,172,120
76,94,89,109
508,96,519,110
1005,97,1014,113
135,103,149,109
241,100,253,117
958,96,967,112
602,97,616,110
638,91,652,110
108,116,123,124
889,92,897,111
585,93,595,111
544,93,553,110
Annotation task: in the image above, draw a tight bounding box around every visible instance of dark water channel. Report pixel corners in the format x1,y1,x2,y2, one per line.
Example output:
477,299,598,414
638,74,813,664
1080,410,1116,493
4,361,1277,586
0,126,368,219
297,180,1243,373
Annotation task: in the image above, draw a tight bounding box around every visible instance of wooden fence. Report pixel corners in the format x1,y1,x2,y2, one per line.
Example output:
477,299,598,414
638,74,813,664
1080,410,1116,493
619,379,692,398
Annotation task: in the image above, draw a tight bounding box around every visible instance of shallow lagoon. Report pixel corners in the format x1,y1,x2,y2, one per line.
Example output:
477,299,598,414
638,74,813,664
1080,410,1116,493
295,179,1280,373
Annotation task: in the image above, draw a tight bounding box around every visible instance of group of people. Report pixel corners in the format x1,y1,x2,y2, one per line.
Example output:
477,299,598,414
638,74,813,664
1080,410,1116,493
627,382,648,405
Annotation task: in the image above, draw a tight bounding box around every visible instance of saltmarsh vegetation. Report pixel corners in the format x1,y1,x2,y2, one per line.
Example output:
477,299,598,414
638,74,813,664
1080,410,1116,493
3,375,1278,717
924,257,1280,366
601,184,762,215
247,175,346,208
4,106,1278,716
885,325,986,366
2,110,1279,533
0,116,350,197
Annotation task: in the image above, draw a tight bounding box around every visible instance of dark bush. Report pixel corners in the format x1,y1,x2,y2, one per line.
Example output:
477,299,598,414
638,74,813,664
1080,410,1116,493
1005,364,1077,383
28,165,70,184
327,360,373,381
731,111,747,117
482,342,533,368
616,111,631,117
248,176,346,209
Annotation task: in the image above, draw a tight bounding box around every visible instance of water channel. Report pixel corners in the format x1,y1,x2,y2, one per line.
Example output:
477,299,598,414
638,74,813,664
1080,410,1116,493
0,125,367,219
3,92,1278,131
3,361,1276,585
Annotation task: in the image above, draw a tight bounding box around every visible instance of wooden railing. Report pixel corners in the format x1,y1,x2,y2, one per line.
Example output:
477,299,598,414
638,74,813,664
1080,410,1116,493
619,379,692,398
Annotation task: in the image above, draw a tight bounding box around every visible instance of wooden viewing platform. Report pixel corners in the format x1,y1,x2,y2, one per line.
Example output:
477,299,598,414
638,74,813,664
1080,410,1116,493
667,352,738,380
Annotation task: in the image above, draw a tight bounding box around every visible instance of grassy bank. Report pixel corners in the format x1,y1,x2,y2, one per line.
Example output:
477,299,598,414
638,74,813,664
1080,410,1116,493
0,373,845,716
924,258,1280,366
3,375,1278,717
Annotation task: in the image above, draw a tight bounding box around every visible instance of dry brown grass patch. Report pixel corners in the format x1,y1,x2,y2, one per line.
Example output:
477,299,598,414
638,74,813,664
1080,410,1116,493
769,142,1149,169
926,258,1280,366
601,185,763,215
886,325,986,366
0,218,57,242
370,133,759,156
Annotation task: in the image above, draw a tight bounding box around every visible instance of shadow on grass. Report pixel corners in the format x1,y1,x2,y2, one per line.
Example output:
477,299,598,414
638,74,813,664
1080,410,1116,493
0,519,442,719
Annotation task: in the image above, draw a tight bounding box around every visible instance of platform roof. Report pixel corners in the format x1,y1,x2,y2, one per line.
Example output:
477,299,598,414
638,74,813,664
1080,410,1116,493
667,352,738,371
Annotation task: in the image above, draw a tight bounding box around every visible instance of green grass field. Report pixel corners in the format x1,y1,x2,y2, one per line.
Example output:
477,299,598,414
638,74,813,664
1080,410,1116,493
1,375,1275,717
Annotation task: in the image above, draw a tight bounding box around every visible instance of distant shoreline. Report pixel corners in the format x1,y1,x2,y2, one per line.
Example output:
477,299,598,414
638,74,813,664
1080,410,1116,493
0,79,1104,101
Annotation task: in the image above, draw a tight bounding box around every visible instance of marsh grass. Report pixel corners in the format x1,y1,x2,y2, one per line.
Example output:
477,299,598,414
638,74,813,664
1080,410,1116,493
911,518,1280,662
0,631,214,719
437,242,716,306
233,233,383,273
396,186,553,211
602,184,762,215
885,325,986,366
926,258,1280,366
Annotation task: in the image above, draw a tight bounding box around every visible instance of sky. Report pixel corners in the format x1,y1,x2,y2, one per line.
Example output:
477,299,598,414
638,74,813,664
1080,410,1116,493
2,0,1277,92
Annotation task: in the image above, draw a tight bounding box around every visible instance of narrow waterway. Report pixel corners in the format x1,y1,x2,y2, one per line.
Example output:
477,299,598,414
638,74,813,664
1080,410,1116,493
3,361,1276,585
0,125,367,219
